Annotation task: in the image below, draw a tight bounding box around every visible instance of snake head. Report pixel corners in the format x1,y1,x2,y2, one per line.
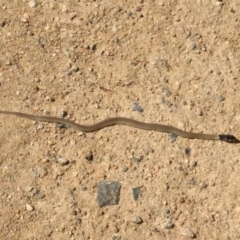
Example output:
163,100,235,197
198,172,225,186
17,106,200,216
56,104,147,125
219,134,240,143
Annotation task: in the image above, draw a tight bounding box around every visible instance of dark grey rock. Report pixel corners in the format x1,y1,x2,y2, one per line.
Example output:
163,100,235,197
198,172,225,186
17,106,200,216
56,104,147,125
185,147,191,156
218,95,225,102
112,234,121,240
132,102,144,112
85,151,93,161
132,186,141,201
96,181,121,207
169,133,178,142
162,87,172,97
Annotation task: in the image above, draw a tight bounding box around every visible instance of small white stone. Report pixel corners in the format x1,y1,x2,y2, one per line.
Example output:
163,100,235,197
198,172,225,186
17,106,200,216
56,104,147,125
131,215,143,224
180,227,195,238
29,0,38,8
56,156,69,165
26,203,34,212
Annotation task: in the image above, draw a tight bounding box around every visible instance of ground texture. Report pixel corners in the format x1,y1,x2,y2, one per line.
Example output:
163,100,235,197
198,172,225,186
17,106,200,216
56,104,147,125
1,1,240,239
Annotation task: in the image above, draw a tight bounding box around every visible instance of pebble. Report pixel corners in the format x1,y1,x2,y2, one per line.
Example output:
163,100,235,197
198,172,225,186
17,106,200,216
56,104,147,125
132,187,141,201
163,77,169,83
185,147,191,156
69,12,77,20
96,181,121,207
131,215,143,224
191,161,198,168
36,192,45,199
29,0,38,8
59,110,68,118
26,203,34,212
216,0,224,6
196,108,203,116
25,185,33,192
164,100,173,107
112,234,121,240
190,43,197,50
162,220,174,229
56,156,70,165
189,179,196,185
180,227,195,238
122,166,129,172
162,87,172,97
133,156,143,162
20,13,30,23
218,95,225,102
85,151,93,161
169,133,178,142
200,181,208,189
164,209,171,219
132,102,144,112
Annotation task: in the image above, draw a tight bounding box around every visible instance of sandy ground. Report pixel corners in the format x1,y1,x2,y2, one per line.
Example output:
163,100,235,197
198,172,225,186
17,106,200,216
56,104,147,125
1,1,240,239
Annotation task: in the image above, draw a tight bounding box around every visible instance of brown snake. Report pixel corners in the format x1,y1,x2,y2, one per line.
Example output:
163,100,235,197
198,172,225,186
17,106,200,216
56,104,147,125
0,110,238,143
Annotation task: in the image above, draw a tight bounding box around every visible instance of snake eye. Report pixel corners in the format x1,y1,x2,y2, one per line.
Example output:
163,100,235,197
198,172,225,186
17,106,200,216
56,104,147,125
219,134,239,143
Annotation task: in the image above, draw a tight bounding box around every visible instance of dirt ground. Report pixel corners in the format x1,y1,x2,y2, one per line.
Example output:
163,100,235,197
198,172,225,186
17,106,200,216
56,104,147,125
1,0,240,239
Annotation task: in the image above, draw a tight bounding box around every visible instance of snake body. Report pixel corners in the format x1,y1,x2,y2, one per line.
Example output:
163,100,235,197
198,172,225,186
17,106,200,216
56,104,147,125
0,110,238,143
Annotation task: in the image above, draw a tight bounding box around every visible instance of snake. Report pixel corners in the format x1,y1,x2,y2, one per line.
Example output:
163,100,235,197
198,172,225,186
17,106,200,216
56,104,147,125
0,110,238,143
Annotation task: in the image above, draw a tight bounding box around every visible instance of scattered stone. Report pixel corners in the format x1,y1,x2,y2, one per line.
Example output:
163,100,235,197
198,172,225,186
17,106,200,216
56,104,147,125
132,187,141,201
201,181,208,189
194,33,202,39
190,43,196,50
112,234,121,240
179,196,185,203
36,192,45,199
218,95,225,102
56,156,69,165
149,148,154,153
185,147,191,156
29,0,38,8
59,110,68,118
131,215,143,224
26,203,34,212
131,60,138,66
169,133,178,142
163,77,169,83
25,185,33,192
96,181,121,207
122,166,129,172
164,209,171,219
180,227,195,238
162,87,172,97
45,96,55,102
164,100,173,107
135,6,142,11
20,13,30,23
189,179,196,185
31,188,39,195
191,161,197,168
5,60,12,66
189,100,195,106
69,12,77,20
196,108,203,116
71,65,79,72
162,220,174,229
87,44,97,51
85,151,93,161
56,122,69,129
133,156,143,162
216,0,224,6
132,102,144,112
